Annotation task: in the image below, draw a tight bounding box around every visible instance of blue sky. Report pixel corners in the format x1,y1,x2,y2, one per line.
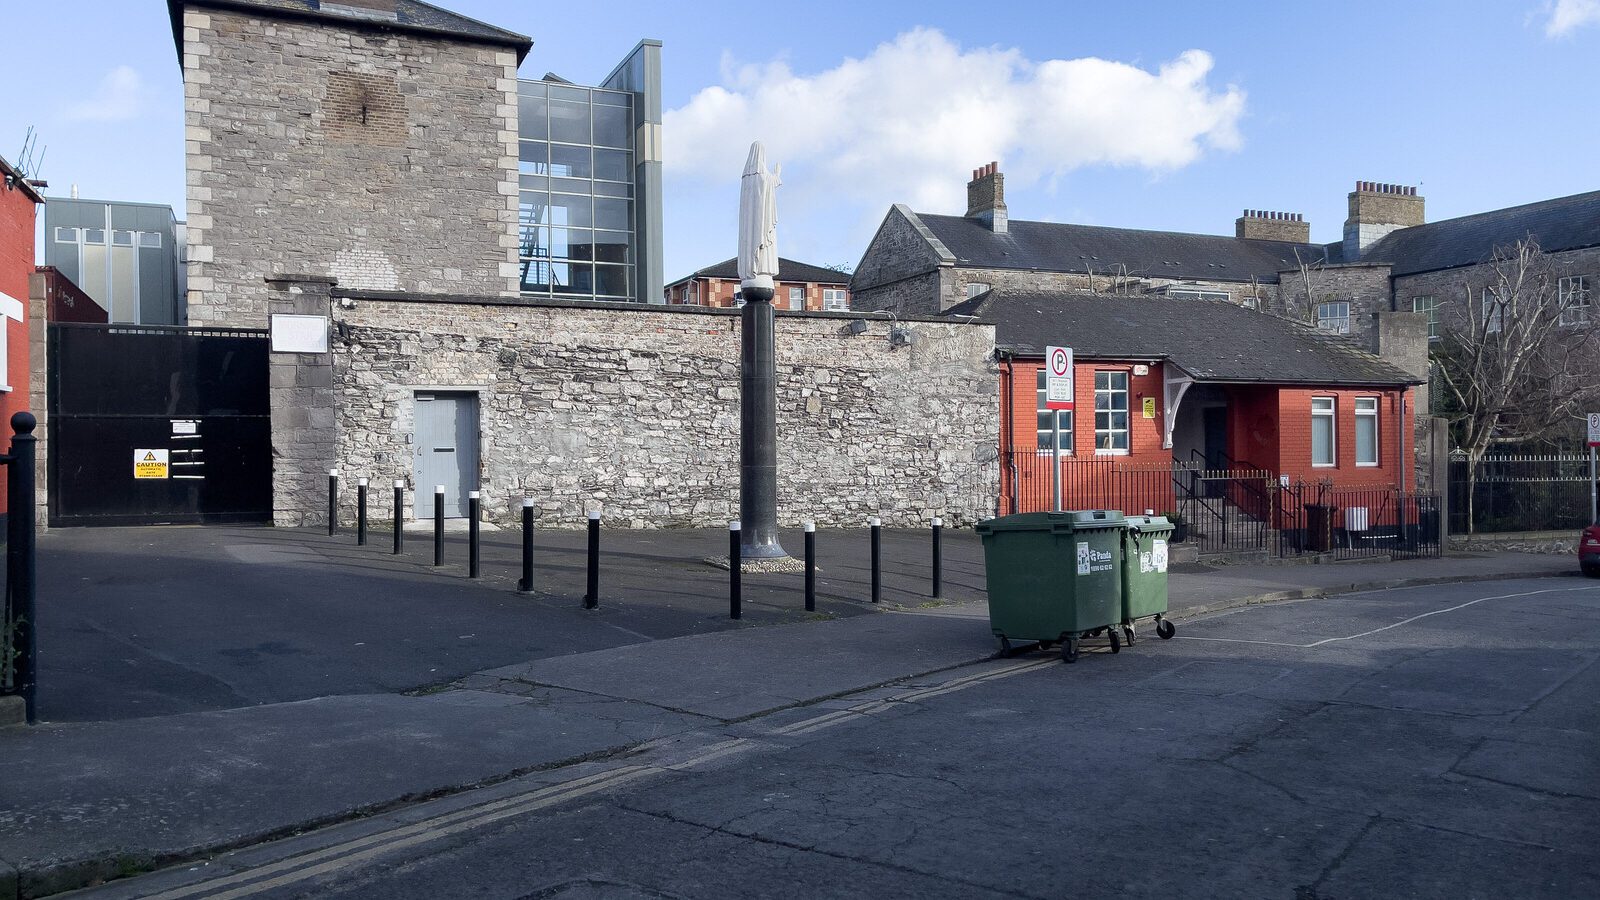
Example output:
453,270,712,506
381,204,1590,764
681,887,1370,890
3,1,1597,283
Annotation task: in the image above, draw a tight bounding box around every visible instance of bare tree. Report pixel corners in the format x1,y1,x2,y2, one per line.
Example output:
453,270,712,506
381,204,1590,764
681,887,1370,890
1434,238,1600,530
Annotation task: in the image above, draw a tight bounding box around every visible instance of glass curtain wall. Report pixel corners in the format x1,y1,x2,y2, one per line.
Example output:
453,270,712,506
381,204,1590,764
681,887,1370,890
518,81,635,300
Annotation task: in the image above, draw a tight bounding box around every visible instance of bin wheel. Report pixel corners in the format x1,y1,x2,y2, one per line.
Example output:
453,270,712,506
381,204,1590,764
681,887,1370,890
1038,639,1055,651
1109,628,1121,654
1062,637,1080,664
1122,624,1136,646
1156,619,1176,640
997,635,1014,658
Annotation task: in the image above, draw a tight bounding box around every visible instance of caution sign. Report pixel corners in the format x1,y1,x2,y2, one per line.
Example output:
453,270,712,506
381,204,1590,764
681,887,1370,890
1142,396,1157,419
134,449,170,480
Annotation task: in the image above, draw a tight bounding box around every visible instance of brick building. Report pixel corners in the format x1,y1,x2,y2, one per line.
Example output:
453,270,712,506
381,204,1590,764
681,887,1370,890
665,257,850,311
0,155,45,520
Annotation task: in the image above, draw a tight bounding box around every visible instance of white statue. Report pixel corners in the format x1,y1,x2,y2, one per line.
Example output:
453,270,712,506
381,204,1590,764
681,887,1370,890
738,141,781,291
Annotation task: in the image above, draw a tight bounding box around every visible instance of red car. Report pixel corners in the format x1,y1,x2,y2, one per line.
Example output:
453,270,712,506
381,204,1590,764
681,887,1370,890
1582,525,1600,577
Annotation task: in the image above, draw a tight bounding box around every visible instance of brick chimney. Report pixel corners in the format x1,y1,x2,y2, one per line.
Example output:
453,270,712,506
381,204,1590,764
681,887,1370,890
1343,181,1424,260
1236,209,1309,243
965,161,1007,234
324,0,399,21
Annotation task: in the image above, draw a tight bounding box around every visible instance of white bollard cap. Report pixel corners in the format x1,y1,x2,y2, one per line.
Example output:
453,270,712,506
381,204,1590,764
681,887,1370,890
868,517,880,527
394,479,405,488
329,468,339,477
730,520,741,531
435,484,446,494
358,477,368,486
468,491,480,499
932,517,943,527
588,509,601,520
522,497,535,508
803,521,815,532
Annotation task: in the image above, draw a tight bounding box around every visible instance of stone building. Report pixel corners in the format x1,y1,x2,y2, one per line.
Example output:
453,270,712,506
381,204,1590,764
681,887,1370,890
665,257,851,311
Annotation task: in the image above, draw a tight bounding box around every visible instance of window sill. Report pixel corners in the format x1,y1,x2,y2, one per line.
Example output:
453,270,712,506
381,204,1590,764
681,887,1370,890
1095,449,1130,457
1355,462,1379,468
1312,463,1336,469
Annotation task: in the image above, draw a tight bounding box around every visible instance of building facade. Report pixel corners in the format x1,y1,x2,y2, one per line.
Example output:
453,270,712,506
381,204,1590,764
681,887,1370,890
665,257,850,311
42,198,183,324
0,155,44,520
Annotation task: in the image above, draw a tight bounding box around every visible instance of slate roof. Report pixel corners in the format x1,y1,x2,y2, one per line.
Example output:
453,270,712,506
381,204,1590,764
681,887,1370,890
669,257,851,286
915,213,1333,285
167,0,532,62
1359,190,1600,277
942,289,1420,386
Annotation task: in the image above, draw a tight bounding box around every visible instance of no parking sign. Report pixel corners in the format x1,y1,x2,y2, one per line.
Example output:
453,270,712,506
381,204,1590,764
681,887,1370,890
1045,346,1074,411
1588,413,1600,448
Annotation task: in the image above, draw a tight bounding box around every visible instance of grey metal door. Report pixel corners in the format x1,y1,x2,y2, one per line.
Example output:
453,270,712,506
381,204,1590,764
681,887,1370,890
413,392,478,518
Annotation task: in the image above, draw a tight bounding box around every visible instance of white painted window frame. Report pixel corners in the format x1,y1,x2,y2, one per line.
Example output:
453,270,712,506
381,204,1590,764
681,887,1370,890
1311,396,1337,467
1354,396,1379,467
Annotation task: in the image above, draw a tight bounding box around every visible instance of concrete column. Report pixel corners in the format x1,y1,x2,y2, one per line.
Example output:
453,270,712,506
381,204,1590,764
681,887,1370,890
265,275,338,527
26,272,49,530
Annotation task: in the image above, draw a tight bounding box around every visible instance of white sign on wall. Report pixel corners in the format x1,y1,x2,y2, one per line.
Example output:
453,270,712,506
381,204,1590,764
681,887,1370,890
269,314,330,354
1045,345,1074,411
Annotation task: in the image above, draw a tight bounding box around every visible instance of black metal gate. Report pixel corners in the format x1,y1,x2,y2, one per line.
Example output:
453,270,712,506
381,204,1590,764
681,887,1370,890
47,323,272,526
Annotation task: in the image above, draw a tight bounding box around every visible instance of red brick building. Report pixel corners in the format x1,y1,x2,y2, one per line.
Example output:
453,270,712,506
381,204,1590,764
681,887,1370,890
946,290,1424,541
0,155,45,515
665,257,850,311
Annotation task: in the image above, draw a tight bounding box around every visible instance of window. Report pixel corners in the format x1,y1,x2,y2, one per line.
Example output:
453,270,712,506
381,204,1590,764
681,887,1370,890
822,288,848,311
138,232,162,248
1167,288,1230,303
1354,397,1379,466
1034,367,1072,451
1316,301,1351,334
1312,397,1336,466
1482,288,1504,334
83,228,105,245
1559,276,1590,326
788,286,805,309
1093,371,1129,454
54,226,78,243
1412,295,1440,341
965,282,990,299
111,230,135,246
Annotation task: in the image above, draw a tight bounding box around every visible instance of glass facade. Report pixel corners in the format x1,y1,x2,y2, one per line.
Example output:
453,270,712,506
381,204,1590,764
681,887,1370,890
517,81,636,301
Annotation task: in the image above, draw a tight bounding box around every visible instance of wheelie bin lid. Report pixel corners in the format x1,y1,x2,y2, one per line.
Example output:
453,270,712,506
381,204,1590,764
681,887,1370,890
975,510,1126,534
1126,514,1172,532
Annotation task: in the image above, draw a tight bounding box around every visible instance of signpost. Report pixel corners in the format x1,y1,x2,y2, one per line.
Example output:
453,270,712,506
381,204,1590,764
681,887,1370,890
1045,346,1073,512
1587,412,1599,524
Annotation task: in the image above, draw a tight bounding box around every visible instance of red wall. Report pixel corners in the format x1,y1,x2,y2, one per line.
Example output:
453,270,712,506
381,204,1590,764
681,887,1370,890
0,183,39,512
1273,387,1412,488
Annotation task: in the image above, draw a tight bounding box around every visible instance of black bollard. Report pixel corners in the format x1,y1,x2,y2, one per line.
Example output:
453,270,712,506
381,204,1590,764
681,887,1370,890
433,485,445,567
7,412,38,724
327,469,339,536
392,480,405,554
804,521,816,612
356,478,368,546
583,509,600,609
517,497,534,592
931,516,943,599
729,520,742,620
869,516,882,604
468,491,481,578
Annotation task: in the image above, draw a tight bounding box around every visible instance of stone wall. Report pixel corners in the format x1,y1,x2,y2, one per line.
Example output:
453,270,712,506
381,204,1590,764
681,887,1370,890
180,6,519,327
1273,262,1393,342
849,206,948,316
267,276,339,527
321,295,999,528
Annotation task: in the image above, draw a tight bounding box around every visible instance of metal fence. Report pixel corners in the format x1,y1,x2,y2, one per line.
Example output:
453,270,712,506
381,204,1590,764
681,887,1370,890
1277,482,1442,561
1447,452,1596,534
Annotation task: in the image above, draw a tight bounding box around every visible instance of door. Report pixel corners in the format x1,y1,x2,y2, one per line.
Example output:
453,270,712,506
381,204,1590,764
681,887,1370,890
1202,407,1228,498
413,392,478,518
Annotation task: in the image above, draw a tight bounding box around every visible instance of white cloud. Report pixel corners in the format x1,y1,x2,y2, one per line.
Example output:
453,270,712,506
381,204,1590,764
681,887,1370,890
64,66,146,122
663,29,1245,221
1544,0,1600,36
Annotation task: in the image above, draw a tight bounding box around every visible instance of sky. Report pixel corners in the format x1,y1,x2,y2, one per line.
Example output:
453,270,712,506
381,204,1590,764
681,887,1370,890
2,0,1598,283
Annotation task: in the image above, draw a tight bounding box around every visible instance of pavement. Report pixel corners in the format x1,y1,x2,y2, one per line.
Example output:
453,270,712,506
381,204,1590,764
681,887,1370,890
0,522,1584,898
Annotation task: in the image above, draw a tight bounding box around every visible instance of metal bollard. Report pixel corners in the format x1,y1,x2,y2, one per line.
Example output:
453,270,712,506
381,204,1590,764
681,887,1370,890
393,480,405,554
433,485,445,567
468,491,481,578
869,516,882,604
803,521,816,612
357,478,368,546
583,509,600,609
327,469,339,536
517,497,535,592
931,516,943,599
729,520,742,620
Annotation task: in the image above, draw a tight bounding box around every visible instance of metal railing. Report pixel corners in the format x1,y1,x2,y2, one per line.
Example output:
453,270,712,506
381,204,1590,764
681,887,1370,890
1277,482,1441,560
1447,452,1596,534
1,412,39,724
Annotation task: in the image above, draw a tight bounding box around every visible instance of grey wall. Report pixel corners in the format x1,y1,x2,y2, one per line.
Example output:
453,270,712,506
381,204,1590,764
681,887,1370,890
41,198,180,324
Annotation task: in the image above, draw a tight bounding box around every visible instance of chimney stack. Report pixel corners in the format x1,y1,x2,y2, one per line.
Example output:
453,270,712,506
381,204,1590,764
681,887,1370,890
965,161,1007,234
1235,209,1310,243
1344,180,1424,260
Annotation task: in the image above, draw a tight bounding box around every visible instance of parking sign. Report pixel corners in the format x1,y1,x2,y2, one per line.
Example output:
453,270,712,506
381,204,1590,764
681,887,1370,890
1589,412,1600,448
1045,346,1074,411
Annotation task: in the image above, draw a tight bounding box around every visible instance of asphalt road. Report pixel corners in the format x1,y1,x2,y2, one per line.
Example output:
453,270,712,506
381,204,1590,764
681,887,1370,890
74,576,1600,899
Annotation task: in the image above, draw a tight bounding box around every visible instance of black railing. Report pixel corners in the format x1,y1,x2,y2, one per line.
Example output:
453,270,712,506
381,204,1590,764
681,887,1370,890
1447,452,1596,534
1277,481,1441,560
1,412,40,724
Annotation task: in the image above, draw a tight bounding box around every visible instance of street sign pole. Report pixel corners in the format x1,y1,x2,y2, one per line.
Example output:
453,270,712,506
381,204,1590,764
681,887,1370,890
1588,413,1600,525
1052,417,1062,512
1045,346,1074,514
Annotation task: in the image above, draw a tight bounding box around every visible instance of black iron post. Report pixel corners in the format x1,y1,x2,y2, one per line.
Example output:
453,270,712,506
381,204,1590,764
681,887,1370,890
584,510,600,609
468,491,481,578
869,516,882,604
931,516,943,599
729,520,742,620
392,480,405,554
517,497,535,592
803,520,816,612
738,284,789,561
433,485,445,567
7,412,38,724
327,469,338,536
356,478,368,546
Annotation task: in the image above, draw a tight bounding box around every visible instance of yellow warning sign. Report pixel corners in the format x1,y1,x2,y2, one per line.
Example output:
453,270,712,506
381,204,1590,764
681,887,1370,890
1142,396,1157,419
134,449,170,479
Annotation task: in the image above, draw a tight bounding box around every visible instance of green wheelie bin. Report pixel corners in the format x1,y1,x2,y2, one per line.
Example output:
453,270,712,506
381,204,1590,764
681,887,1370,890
1119,514,1177,645
975,510,1126,663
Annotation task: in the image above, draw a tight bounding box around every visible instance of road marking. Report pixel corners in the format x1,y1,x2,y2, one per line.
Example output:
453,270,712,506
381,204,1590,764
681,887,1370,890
1177,585,1600,649
774,658,1056,737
